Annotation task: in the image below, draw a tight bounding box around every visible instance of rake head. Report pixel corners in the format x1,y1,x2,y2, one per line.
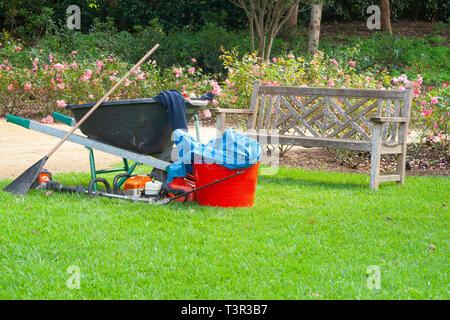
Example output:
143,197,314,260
3,157,48,196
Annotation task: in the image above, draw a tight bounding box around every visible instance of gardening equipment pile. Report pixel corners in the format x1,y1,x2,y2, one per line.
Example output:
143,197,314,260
4,44,261,207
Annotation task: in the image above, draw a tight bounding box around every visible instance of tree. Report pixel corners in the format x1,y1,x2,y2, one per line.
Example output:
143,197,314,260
229,0,297,60
284,0,299,37
380,0,392,32
307,1,322,53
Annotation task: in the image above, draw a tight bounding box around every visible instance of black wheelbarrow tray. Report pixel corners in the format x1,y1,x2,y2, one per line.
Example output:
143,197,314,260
6,98,209,172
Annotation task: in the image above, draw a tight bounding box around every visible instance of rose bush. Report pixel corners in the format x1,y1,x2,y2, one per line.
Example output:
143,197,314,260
216,50,448,156
411,85,449,152
0,38,216,118
1,38,448,157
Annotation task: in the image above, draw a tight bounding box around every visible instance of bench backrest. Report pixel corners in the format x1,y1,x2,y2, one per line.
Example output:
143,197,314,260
248,80,413,144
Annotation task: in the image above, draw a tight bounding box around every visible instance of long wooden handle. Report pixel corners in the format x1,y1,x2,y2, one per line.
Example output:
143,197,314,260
46,43,160,158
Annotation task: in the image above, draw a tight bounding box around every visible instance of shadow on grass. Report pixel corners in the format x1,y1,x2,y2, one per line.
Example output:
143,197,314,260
258,174,366,191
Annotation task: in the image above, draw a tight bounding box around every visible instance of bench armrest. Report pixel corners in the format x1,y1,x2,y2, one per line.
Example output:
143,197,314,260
370,117,408,123
213,108,254,114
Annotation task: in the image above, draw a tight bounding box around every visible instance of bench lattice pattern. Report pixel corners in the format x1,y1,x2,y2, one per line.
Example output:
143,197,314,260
215,80,413,189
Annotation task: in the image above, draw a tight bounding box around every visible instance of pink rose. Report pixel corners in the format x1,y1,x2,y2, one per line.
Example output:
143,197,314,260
15,46,22,51
191,58,197,63
203,109,212,118
24,83,32,91
56,100,67,108
430,97,438,105
71,51,78,55
41,115,54,124
8,84,13,91
188,67,195,75
54,63,66,71
348,61,356,67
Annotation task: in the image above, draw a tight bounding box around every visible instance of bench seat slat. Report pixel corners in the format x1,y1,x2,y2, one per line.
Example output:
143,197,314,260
379,175,401,183
245,132,372,151
214,108,255,114
258,85,405,99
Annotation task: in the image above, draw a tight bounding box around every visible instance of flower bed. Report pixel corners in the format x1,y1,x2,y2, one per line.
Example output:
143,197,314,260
1,39,448,157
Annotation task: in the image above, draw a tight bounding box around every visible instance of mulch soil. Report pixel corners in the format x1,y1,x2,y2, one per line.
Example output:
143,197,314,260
278,144,449,177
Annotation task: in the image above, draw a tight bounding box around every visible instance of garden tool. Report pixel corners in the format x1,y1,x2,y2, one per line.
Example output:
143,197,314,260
3,44,160,196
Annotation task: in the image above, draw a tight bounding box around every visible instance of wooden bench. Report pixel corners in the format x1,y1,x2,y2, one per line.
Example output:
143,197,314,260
215,80,413,189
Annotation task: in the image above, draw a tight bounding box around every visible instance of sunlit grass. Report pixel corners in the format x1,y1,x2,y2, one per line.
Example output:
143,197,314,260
0,166,448,299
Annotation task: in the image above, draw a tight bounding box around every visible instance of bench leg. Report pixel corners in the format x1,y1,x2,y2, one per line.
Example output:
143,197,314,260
216,113,226,137
370,123,382,190
396,147,407,186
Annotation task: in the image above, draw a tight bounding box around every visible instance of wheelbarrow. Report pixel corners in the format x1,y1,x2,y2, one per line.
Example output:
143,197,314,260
6,97,208,189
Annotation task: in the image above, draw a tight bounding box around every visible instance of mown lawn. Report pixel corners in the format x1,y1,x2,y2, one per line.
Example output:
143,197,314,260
0,166,448,299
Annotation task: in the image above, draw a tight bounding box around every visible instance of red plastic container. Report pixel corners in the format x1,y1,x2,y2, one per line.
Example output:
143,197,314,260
168,177,196,203
193,162,259,207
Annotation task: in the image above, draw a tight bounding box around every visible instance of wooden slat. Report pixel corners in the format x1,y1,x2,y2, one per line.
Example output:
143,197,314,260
390,100,401,142
382,99,391,141
329,100,379,138
279,96,320,137
300,98,326,119
215,108,254,114
264,95,275,129
270,95,281,130
247,80,262,130
328,98,371,140
257,85,405,99
342,97,372,115
292,96,324,129
381,142,403,154
370,117,408,123
379,175,401,183
396,86,414,185
245,132,372,151
257,95,266,132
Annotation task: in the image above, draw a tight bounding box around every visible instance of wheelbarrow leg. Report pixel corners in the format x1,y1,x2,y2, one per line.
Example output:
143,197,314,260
115,160,140,189
87,147,98,191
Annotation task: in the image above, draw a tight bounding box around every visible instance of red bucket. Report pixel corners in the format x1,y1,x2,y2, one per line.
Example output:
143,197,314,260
193,162,259,207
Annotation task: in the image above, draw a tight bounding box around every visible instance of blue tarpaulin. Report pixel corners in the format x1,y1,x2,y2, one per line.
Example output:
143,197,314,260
166,128,262,183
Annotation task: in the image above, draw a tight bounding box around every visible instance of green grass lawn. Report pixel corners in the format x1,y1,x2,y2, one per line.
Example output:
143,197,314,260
0,166,448,299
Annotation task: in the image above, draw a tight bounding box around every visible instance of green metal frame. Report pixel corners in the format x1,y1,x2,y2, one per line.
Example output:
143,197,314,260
86,147,140,191
7,111,202,191
50,112,140,191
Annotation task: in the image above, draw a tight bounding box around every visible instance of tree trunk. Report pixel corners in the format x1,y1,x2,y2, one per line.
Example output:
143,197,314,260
249,16,255,53
284,0,299,37
380,0,392,32
307,4,322,53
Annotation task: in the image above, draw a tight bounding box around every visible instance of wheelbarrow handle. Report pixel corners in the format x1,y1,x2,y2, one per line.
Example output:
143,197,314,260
6,114,31,129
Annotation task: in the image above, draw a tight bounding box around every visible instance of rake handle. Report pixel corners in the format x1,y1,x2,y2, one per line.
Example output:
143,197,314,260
46,44,160,158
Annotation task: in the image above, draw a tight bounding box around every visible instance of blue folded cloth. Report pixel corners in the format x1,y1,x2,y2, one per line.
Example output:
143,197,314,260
153,90,188,131
166,128,262,184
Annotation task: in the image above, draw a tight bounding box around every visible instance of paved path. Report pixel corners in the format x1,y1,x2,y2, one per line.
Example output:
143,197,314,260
0,119,219,179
